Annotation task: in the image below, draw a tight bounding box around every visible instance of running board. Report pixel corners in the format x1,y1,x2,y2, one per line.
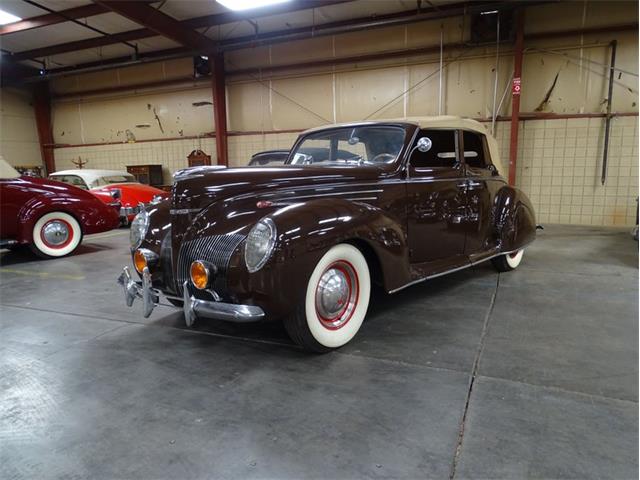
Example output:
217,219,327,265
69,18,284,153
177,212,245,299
0,239,18,248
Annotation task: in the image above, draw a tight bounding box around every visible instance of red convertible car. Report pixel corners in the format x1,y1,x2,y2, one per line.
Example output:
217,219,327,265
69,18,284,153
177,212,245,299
0,158,120,258
49,169,168,224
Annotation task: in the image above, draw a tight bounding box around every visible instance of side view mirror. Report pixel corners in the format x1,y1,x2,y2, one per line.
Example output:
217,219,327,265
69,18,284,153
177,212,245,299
416,137,432,153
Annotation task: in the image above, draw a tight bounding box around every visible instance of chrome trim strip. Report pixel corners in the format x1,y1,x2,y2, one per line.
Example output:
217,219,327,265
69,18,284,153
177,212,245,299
388,246,526,294
170,208,202,215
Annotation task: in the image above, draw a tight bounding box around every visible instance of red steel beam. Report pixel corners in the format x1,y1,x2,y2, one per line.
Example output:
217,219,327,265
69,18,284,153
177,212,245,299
95,1,217,53
0,4,108,36
508,8,525,186
10,0,351,61
211,54,228,166
33,82,56,173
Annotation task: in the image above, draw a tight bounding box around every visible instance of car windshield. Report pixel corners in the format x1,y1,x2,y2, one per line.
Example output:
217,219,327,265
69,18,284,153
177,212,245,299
287,125,407,166
97,175,136,186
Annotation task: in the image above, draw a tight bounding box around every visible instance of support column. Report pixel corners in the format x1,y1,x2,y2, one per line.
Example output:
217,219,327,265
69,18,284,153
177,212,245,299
33,82,55,174
508,8,525,186
211,53,228,167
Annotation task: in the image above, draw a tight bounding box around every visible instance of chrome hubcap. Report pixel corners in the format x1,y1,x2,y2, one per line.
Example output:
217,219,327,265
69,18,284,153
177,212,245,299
315,260,358,330
42,220,70,246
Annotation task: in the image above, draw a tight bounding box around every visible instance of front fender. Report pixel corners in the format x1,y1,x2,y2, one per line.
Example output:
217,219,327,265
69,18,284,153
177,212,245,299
493,186,536,252
226,198,410,318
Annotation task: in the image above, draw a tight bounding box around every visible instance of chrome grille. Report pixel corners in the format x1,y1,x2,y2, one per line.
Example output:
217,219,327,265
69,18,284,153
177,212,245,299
176,233,245,295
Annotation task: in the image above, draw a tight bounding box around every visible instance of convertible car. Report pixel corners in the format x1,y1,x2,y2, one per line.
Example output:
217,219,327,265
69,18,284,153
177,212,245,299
0,158,120,258
49,169,167,224
119,116,536,352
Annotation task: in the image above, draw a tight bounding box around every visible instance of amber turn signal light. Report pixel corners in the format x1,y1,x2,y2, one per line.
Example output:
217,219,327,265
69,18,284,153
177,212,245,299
133,249,148,274
190,260,209,290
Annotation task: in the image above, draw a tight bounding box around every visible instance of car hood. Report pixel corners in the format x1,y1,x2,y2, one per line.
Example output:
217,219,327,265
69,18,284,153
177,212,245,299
172,165,385,211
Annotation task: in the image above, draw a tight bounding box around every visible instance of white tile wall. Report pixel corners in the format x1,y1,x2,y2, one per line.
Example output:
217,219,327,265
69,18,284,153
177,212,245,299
54,117,639,226
495,116,639,226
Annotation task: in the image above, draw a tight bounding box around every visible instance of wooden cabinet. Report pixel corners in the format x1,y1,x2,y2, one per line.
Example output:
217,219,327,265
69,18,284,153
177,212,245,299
126,164,163,186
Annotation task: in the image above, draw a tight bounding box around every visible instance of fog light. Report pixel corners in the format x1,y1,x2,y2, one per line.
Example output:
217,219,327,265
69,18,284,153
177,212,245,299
134,249,147,273
133,248,158,274
190,260,209,290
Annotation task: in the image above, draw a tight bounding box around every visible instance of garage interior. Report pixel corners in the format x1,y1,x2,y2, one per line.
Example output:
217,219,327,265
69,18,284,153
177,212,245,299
0,0,638,478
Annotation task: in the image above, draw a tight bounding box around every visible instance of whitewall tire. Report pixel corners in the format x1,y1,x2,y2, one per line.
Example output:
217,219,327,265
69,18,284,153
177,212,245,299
31,212,83,258
491,248,524,272
284,244,371,352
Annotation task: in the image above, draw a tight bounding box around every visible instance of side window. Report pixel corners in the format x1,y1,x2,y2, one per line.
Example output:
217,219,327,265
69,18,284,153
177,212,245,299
410,129,457,169
462,131,488,168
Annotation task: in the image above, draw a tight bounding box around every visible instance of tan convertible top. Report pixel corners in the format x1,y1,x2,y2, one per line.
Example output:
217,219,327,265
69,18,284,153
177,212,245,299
302,116,504,174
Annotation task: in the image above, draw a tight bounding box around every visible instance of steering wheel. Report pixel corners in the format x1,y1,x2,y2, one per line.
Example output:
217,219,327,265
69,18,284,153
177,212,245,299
371,153,396,163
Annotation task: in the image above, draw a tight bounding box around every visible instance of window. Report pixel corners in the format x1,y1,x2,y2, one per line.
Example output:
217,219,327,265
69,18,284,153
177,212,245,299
410,129,457,169
462,131,488,168
96,175,136,187
50,175,89,189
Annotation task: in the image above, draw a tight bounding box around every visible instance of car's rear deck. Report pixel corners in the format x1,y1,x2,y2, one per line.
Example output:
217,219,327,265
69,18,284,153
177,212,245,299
0,225,637,478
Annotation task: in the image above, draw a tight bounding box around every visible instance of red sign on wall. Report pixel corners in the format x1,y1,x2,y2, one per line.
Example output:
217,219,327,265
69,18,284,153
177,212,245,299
513,77,522,95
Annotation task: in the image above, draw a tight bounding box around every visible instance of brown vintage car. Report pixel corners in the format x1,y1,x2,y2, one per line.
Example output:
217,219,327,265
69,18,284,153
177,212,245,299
119,116,536,352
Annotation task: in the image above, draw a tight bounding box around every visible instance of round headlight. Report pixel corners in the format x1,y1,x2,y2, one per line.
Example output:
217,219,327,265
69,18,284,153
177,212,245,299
129,210,149,249
245,218,276,273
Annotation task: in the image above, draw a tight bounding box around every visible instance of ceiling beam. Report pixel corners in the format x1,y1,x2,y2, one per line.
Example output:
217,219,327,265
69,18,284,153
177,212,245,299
95,1,217,53
10,0,351,61
0,4,109,36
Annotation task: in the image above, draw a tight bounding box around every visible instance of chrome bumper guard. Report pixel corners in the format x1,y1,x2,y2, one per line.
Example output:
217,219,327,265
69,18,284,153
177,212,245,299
120,205,141,218
117,266,265,326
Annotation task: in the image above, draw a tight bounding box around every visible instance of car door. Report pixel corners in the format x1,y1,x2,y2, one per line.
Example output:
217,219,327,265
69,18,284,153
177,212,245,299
406,129,467,265
459,129,500,256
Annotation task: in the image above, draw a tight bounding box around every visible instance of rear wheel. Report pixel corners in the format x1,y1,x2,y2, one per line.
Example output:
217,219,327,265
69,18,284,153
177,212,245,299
30,212,82,258
284,244,371,352
491,249,524,272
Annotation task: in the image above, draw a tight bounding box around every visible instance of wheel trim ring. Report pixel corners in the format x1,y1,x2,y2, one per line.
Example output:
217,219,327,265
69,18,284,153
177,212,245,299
315,260,359,331
40,219,74,249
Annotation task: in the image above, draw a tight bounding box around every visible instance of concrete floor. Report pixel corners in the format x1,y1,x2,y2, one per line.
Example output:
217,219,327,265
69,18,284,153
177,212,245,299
0,225,637,479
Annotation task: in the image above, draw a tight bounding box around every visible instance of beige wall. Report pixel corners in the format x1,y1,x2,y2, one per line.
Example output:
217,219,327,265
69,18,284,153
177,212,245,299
48,0,638,225
0,87,42,168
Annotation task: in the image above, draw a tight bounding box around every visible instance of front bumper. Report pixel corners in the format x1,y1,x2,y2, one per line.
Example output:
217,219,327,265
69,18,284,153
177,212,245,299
117,266,265,326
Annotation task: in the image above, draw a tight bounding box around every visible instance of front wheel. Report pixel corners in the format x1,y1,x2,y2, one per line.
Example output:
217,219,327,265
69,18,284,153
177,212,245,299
491,249,524,272
30,212,83,258
284,244,371,353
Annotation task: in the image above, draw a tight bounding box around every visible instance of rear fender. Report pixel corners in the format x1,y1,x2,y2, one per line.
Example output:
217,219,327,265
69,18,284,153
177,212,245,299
493,186,536,251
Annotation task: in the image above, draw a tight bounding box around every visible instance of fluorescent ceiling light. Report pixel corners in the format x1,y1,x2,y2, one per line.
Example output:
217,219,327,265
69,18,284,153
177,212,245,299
216,0,291,11
0,8,21,25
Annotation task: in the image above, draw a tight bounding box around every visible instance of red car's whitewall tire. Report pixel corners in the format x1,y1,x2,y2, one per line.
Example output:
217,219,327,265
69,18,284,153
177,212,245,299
284,244,371,352
491,248,524,272
31,212,83,258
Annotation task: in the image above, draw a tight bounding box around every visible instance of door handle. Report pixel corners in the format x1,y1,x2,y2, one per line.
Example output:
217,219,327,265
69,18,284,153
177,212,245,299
456,181,468,189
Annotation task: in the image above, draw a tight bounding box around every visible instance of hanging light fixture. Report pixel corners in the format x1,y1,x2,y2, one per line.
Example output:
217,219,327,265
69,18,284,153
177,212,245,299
216,0,291,11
